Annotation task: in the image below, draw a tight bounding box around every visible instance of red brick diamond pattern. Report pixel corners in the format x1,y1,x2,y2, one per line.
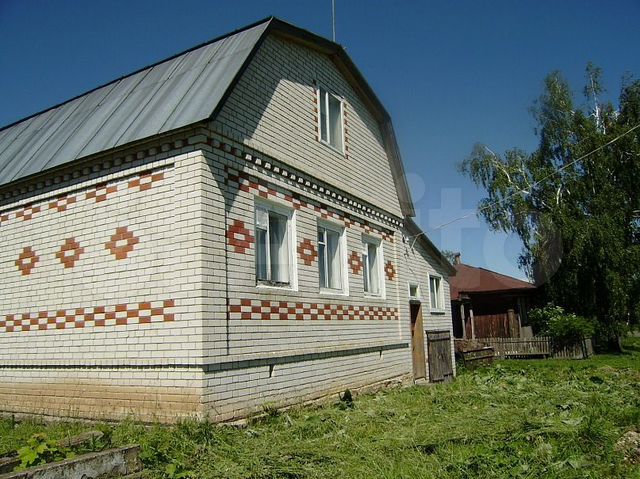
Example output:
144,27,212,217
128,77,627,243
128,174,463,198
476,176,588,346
15,246,39,276
297,238,318,266
226,219,254,254
348,250,363,275
384,260,396,281
56,238,85,268
105,227,139,260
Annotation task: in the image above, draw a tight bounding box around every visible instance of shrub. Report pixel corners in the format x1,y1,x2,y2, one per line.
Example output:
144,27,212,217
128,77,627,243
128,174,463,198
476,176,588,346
529,304,596,345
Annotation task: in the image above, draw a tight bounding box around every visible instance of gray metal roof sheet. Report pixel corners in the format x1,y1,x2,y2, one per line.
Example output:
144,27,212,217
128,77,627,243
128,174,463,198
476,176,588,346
0,19,270,187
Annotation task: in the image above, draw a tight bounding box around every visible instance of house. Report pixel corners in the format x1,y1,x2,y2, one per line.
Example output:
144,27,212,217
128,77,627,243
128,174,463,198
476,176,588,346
450,254,537,339
0,17,455,423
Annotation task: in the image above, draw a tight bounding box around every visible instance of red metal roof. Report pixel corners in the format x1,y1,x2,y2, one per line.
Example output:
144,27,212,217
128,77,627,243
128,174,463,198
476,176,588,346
450,263,535,300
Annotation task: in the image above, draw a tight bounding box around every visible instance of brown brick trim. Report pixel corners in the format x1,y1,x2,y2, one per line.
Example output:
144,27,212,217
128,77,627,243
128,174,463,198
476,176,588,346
229,299,398,321
0,299,175,333
105,226,140,260
15,246,39,276
56,237,85,268
226,219,255,254
297,238,318,266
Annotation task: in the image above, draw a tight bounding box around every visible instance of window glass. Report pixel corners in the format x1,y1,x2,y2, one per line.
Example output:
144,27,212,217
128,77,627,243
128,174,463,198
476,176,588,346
328,94,343,150
319,87,328,143
363,240,380,295
430,276,442,309
318,87,343,150
269,212,289,283
255,206,291,285
318,226,343,291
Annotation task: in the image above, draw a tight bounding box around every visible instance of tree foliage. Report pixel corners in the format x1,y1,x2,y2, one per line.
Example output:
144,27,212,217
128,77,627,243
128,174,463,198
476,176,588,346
459,65,640,343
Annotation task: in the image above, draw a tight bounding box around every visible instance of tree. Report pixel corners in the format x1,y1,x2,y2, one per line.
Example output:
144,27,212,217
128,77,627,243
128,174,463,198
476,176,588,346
459,65,640,349
441,249,459,265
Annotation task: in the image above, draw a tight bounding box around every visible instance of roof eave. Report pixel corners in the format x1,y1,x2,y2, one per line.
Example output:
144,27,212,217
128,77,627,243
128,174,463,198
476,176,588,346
404,217,456,276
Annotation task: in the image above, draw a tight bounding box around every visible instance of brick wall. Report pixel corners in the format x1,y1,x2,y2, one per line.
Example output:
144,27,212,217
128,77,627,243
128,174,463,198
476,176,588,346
0,141,210,421
0,31,453,422
213,34,403,218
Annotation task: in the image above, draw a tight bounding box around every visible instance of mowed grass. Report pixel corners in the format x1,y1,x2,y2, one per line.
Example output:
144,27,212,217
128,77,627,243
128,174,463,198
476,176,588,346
2,338,639,478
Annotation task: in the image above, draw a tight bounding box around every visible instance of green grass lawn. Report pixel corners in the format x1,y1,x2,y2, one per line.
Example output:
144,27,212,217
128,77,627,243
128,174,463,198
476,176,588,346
2,338,639,478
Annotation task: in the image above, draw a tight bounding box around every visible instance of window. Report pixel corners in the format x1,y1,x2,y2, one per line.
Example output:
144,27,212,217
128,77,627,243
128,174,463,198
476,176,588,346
255,205,293,286
362,239,382,295
318,224,344,292
409,283,421,300
318,86,344,151
429,275,444,311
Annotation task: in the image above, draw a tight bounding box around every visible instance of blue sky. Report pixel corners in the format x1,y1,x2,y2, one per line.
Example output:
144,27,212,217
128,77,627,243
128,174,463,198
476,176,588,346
1,0,639,279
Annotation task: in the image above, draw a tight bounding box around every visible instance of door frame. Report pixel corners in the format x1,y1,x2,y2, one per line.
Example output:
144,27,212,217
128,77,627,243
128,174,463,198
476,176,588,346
410,301,427,380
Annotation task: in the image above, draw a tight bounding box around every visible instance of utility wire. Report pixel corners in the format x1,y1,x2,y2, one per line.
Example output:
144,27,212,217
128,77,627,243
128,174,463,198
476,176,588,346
409,121,640,245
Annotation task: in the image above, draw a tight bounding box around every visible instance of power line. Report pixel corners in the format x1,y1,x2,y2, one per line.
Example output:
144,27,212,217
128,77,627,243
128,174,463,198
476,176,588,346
411,121,640,242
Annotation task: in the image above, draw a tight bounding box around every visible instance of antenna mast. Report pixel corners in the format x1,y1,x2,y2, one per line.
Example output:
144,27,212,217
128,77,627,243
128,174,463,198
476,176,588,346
332,0,336,41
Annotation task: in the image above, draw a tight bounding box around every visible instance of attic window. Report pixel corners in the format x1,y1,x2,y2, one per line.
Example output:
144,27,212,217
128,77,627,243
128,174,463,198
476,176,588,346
318,86,344,152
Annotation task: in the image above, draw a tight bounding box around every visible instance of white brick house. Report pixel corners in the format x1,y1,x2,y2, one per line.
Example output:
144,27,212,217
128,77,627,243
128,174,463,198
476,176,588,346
0,18,455,422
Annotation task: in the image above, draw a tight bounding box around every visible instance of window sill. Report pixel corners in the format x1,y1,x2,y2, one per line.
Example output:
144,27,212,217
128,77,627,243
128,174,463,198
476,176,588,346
319,289,349,298
319,139,345,156
256,283,295,292
364,293,385,300
430,309,447,315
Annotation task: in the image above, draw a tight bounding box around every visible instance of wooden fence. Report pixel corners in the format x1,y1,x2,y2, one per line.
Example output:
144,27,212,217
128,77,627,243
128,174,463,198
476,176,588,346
456,337,593,360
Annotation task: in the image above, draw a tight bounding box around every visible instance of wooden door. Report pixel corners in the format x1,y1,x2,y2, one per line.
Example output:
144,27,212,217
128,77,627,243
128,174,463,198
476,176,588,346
410,303,427,380
427,330,454,382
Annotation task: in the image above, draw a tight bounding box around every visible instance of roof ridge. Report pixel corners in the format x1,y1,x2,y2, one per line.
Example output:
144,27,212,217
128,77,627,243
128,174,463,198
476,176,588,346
0,16,275,134
457,263,533,285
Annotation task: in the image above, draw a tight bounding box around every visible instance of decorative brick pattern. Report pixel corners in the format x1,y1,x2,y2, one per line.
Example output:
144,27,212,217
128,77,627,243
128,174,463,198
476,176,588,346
216,143,402,230
105,227,139,260
15,247,39,276
16,205,41,221
348,250,363,275
297,238,318,266
128,170,164,192
226,219,254,254
0,168,167,227
49,194,77,212
56,238,85,268
0,299,175,333
384,260,396,281
229,299,398,321
86,182,118,203
225,167,394,242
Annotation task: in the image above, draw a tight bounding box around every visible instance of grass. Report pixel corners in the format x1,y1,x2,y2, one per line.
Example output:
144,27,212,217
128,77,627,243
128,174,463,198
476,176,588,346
1,337,639,478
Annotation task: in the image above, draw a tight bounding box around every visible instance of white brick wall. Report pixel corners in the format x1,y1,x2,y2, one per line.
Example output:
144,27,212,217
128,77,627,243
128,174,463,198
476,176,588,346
0,31,453,422
213,34,403,218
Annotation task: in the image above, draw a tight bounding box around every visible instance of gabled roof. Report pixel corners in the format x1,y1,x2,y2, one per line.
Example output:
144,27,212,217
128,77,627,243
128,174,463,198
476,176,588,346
0,17,415,217
450,263,535,301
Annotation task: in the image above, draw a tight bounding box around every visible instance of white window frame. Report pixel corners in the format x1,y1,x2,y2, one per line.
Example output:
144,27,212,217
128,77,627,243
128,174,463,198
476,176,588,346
317,85,345,153
408,282,422,301
317,220,348,296
428,274,445,312
254,199,297,290
362,236,385,298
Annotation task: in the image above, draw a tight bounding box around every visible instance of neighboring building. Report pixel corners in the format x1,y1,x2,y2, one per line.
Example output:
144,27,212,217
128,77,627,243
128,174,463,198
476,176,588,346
450,254,537,339
0,18,455,423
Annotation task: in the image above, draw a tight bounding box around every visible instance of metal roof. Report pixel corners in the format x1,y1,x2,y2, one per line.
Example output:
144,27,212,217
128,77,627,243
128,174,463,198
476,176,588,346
0,19,271,187
0,17,416,218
